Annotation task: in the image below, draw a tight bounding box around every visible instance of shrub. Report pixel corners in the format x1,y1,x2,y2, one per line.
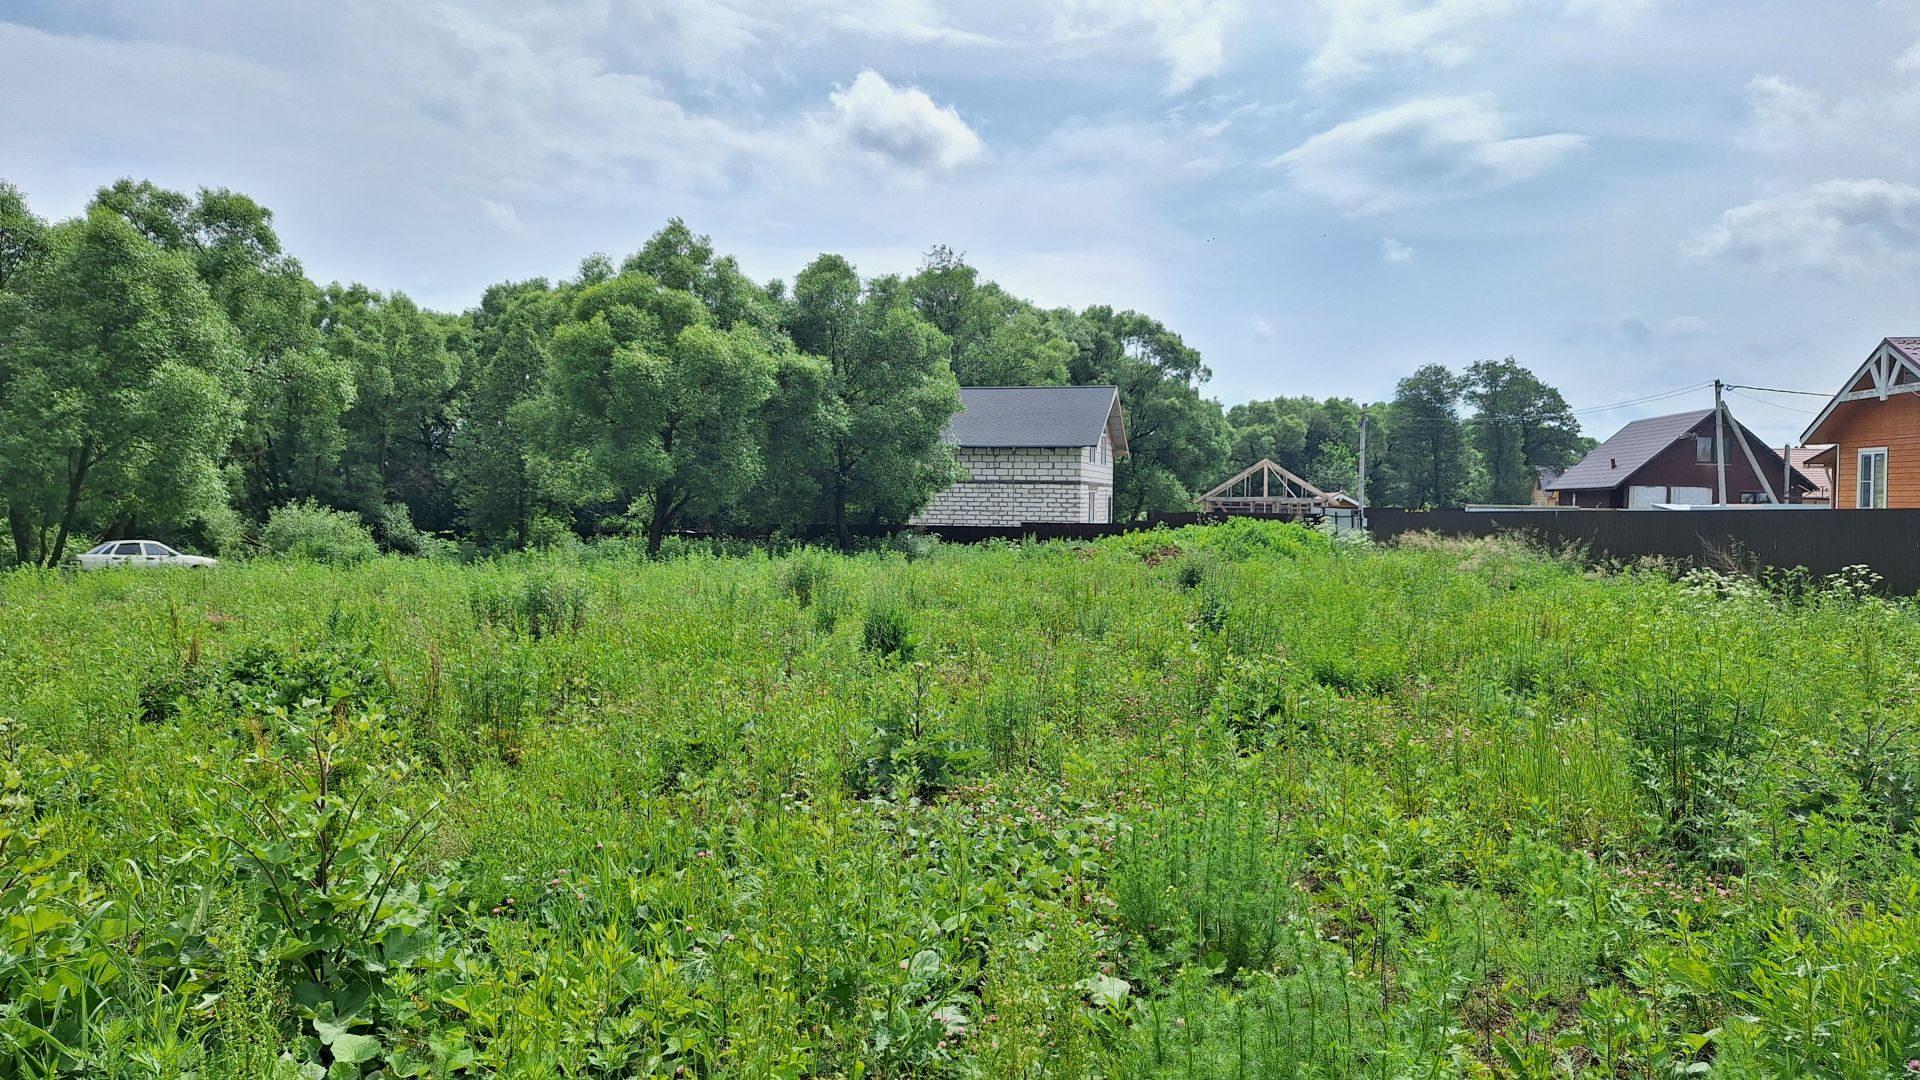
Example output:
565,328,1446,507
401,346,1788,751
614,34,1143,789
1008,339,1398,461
861,597,916,660
366,501,449,557
260,500,380,565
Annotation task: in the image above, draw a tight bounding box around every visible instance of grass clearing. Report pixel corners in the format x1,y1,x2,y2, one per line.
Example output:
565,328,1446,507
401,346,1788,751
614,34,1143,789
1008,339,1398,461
4,521,1919,1077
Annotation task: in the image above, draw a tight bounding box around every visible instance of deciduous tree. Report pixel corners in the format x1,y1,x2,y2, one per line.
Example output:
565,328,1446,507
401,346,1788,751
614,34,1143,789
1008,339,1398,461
0,208,244,564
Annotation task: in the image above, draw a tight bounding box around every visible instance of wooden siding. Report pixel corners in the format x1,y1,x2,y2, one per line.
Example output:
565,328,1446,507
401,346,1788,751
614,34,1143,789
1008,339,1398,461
1825,393,1920,508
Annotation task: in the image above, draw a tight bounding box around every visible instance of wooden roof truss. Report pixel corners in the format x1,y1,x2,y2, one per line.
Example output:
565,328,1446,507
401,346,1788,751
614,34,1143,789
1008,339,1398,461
1200,458,1331,514
1802,338,1920,443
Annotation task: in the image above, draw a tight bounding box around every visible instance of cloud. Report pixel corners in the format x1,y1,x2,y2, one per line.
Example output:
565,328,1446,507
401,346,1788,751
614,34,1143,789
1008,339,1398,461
1304,0,1668,84
1684,179,1920,275
1049,0,1242,93
1567,313,1710,350
1305,0,1529,86
1381,237,1415,262
1741,75,1826,152
1246,313,1277,341
476,197,525,232
820,1,1000,46
1562,0,1664,26
1269,95,1590,214
824,70,985,174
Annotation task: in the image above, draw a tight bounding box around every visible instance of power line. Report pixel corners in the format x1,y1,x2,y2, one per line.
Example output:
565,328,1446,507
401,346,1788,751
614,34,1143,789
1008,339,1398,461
1723,383,1830,397
1727,389,1817,415
1568,381,1714,416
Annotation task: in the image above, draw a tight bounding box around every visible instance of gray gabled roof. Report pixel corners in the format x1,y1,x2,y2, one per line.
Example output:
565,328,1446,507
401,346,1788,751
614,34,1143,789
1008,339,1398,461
1547,410,1714,491
947,386,1126,451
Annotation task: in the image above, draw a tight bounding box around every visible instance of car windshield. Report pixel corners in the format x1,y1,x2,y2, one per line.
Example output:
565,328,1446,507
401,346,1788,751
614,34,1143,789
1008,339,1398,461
144,542,178,557
86,543,113,555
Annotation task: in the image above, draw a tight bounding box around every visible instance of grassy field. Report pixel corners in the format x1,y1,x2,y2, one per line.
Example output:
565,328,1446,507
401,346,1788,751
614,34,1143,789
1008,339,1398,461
4,521,1919,1078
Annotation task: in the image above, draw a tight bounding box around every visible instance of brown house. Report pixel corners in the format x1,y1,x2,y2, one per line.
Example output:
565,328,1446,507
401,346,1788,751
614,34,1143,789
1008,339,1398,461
1800,338,1920,508
1546,408,1816,508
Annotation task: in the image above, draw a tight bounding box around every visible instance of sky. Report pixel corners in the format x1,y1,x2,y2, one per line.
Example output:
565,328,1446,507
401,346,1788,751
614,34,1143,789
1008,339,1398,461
4,0,1919,449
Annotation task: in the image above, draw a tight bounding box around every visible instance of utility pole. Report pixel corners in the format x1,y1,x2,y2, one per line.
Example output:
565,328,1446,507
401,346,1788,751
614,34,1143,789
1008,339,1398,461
1713,379,1727,506
1783,444,1792,506
1357,405,1369,531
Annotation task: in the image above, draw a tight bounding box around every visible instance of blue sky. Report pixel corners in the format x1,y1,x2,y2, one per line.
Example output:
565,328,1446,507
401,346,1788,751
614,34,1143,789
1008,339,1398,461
5,0,1919,448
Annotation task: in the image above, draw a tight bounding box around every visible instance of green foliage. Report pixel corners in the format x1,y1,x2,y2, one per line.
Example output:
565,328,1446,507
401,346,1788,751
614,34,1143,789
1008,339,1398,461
260,500,381,565
12,529,1920,1075
0,203,245,565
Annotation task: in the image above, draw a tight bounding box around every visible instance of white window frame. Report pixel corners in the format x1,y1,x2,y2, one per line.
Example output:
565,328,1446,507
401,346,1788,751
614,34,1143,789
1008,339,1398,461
1858,447,1889,509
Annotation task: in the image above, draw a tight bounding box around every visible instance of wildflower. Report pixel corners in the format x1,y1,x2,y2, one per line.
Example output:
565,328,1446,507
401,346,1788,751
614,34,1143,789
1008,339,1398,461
576,891,586,901
900,959,909,970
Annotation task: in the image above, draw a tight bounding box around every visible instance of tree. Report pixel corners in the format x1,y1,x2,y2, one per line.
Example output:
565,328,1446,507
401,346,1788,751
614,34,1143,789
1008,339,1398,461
780,256,962,549
907,247,1071,386
542,268,778,553
321,284,461,529
1462,357,1587,504
1378,364,1473,508
1225,396,1373,495
92,180,347,518
0,207,244,564
450,279,572,546
0,181,48,292
1060,306,1227,520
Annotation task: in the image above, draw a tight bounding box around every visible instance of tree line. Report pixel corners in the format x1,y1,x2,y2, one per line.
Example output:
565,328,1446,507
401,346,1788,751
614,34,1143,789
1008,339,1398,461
0,178,1592,565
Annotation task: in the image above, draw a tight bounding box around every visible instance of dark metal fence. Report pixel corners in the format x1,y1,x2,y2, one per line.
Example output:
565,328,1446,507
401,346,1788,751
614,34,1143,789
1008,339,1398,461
1365,508,1920,593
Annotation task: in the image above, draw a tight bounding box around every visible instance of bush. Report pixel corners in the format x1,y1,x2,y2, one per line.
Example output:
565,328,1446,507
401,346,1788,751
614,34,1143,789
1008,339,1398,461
260,500,380,565
366,502,448,557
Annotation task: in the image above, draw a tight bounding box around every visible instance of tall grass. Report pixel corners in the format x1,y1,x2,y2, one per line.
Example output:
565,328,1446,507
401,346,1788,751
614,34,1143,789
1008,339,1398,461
3,525,1919,1077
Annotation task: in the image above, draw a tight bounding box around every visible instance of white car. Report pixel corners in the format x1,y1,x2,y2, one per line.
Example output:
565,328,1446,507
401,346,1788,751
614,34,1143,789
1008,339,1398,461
75,540,218,570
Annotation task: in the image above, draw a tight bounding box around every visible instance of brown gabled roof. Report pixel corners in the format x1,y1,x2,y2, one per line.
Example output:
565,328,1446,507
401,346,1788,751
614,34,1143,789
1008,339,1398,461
1550,407,1816,497
1547,410,1714,491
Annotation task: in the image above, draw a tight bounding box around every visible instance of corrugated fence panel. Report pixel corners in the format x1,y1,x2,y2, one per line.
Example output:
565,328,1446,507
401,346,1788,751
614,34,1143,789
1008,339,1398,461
1365,509,1920,593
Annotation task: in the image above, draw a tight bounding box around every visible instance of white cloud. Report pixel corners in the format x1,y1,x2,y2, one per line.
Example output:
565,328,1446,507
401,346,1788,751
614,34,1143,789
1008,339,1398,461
1304,0,1669,84
1049,0,1242,93
476,197,526,232
824,70,985,174
1663,315,1709,337
1563,0,1664,26
1381,237,1415,262
1684,179,1920,275
820,1,1000,46
1305,0,1530,85
1900,40,1920,74
1741,74,1826,152
1270,95,1590,214
1246,313,1277,340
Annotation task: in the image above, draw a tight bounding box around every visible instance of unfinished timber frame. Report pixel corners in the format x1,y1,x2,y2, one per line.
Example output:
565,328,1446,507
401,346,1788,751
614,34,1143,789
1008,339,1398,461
1200,458,1332,518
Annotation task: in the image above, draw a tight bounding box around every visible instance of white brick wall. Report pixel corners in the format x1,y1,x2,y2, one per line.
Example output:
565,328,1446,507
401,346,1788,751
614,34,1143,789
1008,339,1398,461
912,440,1117,526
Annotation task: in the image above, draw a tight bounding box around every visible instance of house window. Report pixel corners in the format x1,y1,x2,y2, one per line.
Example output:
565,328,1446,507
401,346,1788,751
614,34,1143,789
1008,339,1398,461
1858,447,1889,508
1695,435,1714,463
